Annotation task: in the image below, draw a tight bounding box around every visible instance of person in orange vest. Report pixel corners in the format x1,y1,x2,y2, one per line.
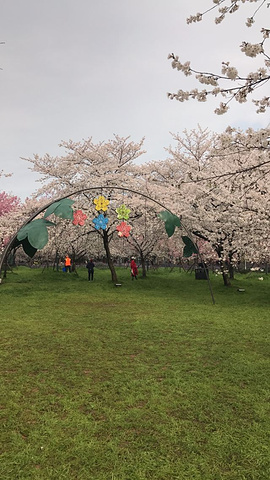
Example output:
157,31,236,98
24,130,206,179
65,255,71,273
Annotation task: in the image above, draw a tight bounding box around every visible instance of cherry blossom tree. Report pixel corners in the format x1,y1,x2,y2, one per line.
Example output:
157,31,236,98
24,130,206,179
22,136,146,282
168,0,270,114
120,207,167,277
0,192,20,217
24,135,145,196
0,192,21,259
145,126,270,285
3,128,268,288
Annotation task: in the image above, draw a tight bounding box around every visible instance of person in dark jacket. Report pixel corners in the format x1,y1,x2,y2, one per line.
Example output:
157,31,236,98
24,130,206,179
86,259,95,281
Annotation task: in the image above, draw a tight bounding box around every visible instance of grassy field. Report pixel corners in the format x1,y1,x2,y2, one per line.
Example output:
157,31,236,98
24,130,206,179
1,266,269,480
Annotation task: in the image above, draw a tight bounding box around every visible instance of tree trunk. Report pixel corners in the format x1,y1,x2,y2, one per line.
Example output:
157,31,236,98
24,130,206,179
228,262,234,280
53,250,60,271
139,251,147,278
216,245,231,287
227,252,235,280
3,257,7,278
222,269,231,287
71,246,76,272
102,231,118,283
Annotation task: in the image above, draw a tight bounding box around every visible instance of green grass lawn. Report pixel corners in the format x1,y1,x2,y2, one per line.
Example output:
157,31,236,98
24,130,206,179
1,267,269,480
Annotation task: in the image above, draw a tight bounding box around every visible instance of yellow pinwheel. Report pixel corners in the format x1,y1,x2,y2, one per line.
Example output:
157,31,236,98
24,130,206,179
93,195,110,212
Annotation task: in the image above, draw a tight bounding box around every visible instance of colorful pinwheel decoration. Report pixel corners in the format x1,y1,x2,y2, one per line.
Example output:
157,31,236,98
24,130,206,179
116,221,131,238
116,204,131,220
92,213,109,230
72,210,87,226
94,195,110,212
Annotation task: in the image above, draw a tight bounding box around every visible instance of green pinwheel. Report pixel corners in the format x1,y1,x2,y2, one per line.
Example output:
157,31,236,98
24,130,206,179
116,204,131,220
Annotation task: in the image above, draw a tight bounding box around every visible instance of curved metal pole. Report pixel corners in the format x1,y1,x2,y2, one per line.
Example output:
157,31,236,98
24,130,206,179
0,186,215,304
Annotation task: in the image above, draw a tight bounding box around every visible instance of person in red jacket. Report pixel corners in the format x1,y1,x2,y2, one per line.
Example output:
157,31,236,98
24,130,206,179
130,257,138,280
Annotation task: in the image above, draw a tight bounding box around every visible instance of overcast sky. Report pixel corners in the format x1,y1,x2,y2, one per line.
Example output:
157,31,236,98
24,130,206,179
0,0,268,199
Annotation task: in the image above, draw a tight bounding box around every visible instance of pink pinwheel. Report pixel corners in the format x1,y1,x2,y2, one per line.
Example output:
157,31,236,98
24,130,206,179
116,221,131,238
72,210,87,226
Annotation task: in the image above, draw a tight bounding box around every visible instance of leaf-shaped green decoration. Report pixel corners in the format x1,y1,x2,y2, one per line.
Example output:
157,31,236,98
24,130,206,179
44,199,75,220
158,211,181,238
172,215,181,228
13,237,37,258
21,238,38,258
17,219,55,250
165,220,176,238
158,211,172,222
182,236,199,257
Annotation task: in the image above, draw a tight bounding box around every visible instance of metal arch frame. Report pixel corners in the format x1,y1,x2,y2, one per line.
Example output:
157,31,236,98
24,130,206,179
0,186,215,304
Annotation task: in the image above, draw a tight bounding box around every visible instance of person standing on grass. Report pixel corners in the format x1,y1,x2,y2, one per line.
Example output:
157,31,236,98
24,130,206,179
65,255,71,273
130,257,138,280
86,259,95,281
